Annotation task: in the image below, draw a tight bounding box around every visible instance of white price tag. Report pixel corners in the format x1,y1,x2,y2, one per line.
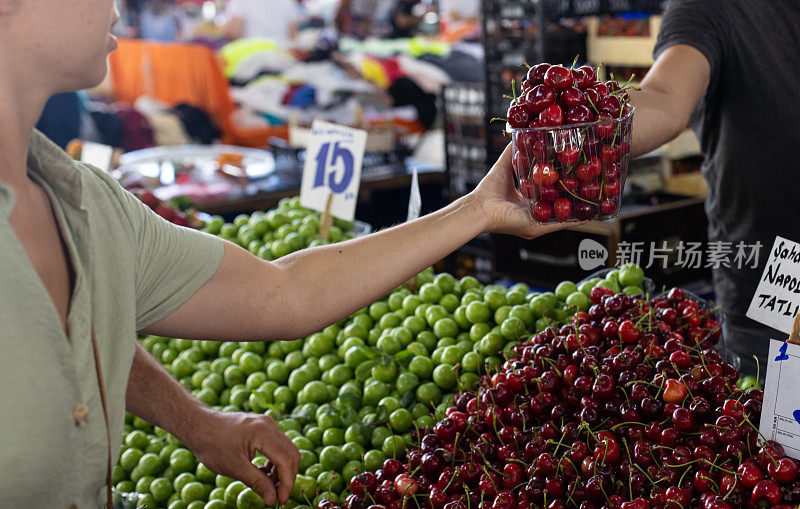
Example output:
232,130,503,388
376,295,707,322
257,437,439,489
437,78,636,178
406,167,421,222
300,120,367,222
760,338,800,459
80,141,114,173
746,236,800,333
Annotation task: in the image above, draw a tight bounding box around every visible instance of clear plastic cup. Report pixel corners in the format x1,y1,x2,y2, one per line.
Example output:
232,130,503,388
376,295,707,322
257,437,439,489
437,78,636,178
510,108,634,223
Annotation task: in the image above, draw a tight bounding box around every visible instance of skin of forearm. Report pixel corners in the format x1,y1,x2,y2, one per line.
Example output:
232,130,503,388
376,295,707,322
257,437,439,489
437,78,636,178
627,45,711,157
272,194,488,337
628,86,690,157
126,342,208,445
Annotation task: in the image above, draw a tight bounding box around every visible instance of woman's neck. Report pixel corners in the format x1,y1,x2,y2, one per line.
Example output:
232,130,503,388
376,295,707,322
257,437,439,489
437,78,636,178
0,74,50,189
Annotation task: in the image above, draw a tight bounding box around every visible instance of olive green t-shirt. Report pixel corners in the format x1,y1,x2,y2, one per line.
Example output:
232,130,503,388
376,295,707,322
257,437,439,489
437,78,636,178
0,131,224,507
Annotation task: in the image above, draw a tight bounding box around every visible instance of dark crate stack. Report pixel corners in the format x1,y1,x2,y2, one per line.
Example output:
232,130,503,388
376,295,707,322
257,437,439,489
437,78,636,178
443,83,487,200
442,83,494,282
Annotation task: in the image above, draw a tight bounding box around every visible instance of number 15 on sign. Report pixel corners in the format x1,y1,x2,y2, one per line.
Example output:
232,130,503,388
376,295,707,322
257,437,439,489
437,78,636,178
300,120,367,222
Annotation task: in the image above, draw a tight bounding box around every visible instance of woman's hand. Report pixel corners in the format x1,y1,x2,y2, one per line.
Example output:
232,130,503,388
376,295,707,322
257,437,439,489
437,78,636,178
470,144,584,238
181,408,301,505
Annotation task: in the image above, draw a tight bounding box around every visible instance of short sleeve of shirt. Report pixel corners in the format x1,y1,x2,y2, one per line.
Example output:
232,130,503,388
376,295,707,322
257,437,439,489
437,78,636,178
653,0,725,82
110,183,224,330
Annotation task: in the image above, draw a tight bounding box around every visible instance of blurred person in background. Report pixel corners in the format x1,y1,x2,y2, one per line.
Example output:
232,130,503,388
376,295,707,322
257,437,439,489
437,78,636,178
223,0,302,43
389,0,422,38
139,0,182,42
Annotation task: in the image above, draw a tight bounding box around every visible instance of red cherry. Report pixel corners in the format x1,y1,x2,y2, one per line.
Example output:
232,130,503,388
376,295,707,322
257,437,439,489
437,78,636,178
579,182,600,201
532,202,553,222
565,105,594,124
738,462,764,488
507,104,531,128
721,399,744,419
767,457,799,483
618,320,640,344
594,113,616,138
598,95,622,117
590,82,610,99
574,201,594,220
522,85,556,114
573,66,596,89
560,176,579,192
502,463,523,489
543,65,573,90
538,104,564,126
681,307,701,326
539,185,558,202
553,198,572,221
620,499,649,509
575,163,594,182
663,379,687,403
598,198,617,216
600,145,620,163
526,63,551,85
559,87,587,109
557,146,580,166
604,163,621,182
603,181,621,198
751,479,782,505
531,163,559,185
394,474,418,497
669,350,692,369
671,407,694,431
584,88,601,108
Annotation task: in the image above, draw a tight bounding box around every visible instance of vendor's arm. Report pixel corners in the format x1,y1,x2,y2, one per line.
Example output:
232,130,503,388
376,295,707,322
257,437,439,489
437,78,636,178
126,342,300,505
628,44,710,156
143,146,575,341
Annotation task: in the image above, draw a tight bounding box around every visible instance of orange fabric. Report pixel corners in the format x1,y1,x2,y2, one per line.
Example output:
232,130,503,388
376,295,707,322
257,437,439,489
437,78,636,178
108,39,287,147
440,21,479,43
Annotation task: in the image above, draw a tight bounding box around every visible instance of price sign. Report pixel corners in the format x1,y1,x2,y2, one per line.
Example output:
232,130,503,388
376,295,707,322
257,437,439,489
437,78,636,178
760,338,800,459
300,120,367,222
407,167,421,222
746,236,800,333
80,141,114,173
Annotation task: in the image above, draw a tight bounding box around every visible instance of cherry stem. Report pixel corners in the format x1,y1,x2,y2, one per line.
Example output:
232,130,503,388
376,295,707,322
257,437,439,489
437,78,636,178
558,179,598,206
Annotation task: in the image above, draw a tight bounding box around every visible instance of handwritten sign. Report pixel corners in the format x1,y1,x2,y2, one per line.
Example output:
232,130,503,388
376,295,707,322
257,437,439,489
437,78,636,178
300,120,367,222
80,141,114,173
760,338,800,458
407,167,421,222
746,236,800,333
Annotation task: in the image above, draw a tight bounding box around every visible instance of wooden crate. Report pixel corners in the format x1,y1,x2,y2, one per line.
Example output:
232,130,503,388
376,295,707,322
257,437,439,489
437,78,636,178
587,16,661,67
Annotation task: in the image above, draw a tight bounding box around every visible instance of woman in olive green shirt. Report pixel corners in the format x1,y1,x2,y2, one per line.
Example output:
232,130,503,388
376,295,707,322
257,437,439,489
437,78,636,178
0,0,573,506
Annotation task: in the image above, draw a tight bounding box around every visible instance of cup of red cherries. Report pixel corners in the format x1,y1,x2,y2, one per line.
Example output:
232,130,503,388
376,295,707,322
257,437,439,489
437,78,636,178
507,62,635,223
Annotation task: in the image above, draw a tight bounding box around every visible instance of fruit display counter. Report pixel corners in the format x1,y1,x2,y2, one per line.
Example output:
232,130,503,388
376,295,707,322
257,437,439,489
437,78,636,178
120,263,631,509
114,197,779,509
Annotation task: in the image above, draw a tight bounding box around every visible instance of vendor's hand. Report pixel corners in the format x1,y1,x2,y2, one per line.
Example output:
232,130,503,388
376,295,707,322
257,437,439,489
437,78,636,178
182,408,300,505
470,144,585,238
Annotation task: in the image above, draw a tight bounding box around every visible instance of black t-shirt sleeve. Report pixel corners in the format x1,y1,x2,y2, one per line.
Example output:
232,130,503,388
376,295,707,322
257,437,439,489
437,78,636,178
653,0,726,81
